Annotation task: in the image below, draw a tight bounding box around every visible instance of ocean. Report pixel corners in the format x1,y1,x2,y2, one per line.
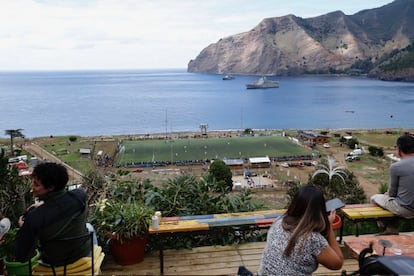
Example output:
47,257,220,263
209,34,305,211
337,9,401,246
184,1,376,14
1,69,413,138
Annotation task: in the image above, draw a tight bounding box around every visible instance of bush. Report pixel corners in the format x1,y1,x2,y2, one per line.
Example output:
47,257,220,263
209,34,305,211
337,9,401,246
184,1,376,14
208,160,233,192
346,138,360,149
0,149,32,224
368,145,384,157
68,136,77,142
143,174,265,250
379,182,388,194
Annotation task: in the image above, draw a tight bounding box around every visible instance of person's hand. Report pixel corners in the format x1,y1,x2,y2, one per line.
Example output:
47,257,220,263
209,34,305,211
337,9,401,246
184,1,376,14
328,210,336,225
28,200,44,210
18,215,25,228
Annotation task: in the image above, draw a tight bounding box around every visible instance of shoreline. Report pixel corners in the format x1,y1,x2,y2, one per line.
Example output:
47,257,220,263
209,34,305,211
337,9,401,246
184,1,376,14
1,128,411,144
27,127,413,140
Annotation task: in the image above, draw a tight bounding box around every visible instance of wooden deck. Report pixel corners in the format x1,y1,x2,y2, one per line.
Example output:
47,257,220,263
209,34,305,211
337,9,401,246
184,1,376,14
101,241,359,275
343,232,414,259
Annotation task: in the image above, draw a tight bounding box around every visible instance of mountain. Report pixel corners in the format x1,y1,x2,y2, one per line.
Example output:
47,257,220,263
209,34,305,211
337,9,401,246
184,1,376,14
187,0,414,78
369,43,414,81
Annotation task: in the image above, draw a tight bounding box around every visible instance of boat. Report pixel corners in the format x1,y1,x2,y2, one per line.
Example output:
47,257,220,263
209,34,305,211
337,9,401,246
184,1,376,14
246,76,279,89
222,75,234,80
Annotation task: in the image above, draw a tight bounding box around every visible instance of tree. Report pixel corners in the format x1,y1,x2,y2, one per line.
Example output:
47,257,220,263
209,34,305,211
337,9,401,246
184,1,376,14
308,156,366,203
208,160,233,192
368,145,384,157
5,129,25,156
312,156,347,185
243,128,253,135
309,170,366,204
346,137,359,150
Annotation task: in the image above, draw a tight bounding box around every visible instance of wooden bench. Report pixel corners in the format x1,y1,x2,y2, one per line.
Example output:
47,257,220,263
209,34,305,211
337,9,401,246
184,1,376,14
149,209,285,275
339,204,396,242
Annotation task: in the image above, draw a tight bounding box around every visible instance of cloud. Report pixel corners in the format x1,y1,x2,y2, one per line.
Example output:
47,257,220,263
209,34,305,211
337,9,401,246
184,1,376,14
0,0,393,70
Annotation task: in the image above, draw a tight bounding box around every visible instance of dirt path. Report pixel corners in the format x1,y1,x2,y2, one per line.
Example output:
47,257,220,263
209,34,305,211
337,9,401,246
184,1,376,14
23,142,83,182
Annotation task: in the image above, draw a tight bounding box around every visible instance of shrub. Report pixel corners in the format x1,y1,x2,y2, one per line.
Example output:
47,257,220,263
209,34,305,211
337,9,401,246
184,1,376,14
346,138,360,149
0,149,32,224
144,174,265,249
208,160,233,192
368,145,384,157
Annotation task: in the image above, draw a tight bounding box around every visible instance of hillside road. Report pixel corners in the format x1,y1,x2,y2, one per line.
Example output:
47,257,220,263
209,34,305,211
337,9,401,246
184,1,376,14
23,142,83,182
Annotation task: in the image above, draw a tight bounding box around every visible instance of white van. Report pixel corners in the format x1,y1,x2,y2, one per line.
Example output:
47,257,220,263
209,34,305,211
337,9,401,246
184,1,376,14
352,149,362,155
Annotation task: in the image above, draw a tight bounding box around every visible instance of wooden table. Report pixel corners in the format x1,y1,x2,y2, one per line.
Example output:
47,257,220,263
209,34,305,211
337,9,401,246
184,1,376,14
343,233,414,275
343,233,414,258
149,209,285,275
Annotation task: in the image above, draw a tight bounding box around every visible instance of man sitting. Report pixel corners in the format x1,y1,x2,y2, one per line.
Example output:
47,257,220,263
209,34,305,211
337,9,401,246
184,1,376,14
371,134,414,235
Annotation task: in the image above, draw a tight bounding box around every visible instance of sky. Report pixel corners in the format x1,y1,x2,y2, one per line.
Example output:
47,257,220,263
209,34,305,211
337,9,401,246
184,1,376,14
0,0,393,71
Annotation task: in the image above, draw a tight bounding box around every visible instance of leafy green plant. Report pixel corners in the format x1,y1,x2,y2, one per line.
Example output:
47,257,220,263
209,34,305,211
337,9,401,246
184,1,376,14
144,174,266,250
207,160,233,192
0,228,18,260
89,177,154,244
0,149,32,223
379,182,388,194
368,145,384,157
90,199,153,243
346,138,360,149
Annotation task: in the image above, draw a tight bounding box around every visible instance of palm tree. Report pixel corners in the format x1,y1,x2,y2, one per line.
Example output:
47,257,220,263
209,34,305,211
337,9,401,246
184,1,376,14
5,129,24,156
312,156,347,185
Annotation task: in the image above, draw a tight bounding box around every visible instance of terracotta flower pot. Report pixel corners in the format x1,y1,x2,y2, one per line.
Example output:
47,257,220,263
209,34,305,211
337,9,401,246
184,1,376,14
110,236,147,266
332,214,342,230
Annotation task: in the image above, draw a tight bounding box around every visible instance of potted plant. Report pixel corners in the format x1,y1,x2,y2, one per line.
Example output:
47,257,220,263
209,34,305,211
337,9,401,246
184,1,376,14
0,228,40,276
89,177,154,266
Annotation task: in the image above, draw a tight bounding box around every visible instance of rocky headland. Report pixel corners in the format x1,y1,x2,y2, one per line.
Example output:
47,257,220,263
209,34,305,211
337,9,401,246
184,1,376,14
188,0,414,81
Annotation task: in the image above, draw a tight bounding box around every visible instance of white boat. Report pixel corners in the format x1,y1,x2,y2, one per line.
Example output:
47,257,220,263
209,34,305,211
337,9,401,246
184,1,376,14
222,74,234,80
246,76,279,89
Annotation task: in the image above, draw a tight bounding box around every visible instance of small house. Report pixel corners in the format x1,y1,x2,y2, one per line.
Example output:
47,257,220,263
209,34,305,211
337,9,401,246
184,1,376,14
297,131,329,146
248,157,271,168
79,148,91,155
223,158,244,170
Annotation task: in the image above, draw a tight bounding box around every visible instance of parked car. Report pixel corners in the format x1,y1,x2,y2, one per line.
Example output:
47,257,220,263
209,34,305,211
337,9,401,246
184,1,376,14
346,155,360,162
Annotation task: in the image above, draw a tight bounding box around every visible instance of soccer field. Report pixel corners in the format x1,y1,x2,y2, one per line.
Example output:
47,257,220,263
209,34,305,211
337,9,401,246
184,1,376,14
115,135,310,165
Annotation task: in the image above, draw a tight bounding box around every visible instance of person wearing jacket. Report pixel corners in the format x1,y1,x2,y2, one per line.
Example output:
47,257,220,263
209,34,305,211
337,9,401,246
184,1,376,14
14,162,90,266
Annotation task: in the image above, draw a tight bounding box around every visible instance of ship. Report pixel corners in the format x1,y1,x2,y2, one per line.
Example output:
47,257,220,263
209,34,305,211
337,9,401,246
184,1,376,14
246,76,279,89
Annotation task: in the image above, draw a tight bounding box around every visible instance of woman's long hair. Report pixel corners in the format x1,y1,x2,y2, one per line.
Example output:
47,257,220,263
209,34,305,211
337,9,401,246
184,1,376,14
282,185,330,256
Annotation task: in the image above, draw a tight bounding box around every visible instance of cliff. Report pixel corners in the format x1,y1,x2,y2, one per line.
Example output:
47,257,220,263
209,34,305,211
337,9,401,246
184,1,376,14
188,0,414,77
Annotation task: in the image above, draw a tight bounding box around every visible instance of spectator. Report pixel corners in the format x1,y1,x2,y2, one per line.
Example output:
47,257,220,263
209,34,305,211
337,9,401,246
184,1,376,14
14,162,90,265
259,185,343,275
371,134,414,235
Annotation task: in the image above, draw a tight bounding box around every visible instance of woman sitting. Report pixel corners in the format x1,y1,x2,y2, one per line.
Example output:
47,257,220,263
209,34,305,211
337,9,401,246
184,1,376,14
259,184,343,275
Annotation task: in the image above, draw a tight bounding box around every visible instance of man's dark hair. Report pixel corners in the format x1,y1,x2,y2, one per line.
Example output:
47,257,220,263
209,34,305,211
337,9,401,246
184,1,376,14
32,162,69,191
396,134,414,154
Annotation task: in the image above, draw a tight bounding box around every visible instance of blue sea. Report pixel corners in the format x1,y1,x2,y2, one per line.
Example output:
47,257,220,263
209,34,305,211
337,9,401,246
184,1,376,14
1,69,414,138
